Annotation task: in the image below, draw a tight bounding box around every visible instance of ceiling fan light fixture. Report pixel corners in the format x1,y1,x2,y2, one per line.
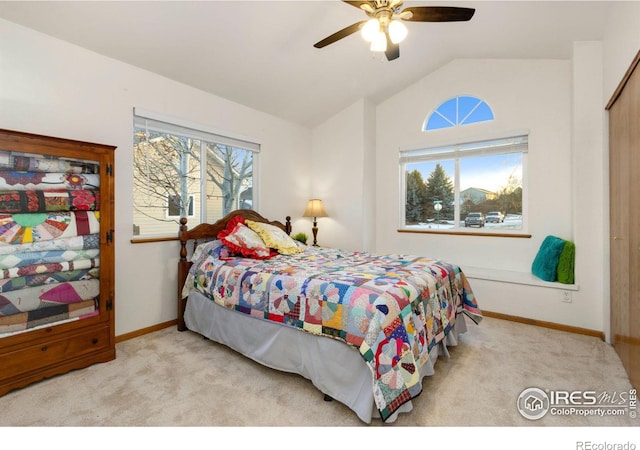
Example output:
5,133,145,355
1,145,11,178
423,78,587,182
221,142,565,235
370,30,387,52
313,2,475,62
361,18,380,42
388,20,408,44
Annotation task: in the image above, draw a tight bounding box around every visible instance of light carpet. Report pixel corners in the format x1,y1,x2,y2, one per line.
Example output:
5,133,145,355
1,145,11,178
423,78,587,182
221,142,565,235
0,317,636,429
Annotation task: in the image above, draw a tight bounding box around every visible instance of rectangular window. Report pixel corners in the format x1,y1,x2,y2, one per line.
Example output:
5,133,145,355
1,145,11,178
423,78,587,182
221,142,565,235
167,194,194,218
400,135,527,233
133,109,259,238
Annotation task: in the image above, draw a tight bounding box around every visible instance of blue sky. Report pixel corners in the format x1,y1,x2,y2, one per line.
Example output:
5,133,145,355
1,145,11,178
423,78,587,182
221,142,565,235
408,153,522,193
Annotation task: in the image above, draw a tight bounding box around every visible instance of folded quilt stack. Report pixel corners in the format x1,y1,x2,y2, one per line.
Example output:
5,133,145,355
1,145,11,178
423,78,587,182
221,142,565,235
0,150,101,336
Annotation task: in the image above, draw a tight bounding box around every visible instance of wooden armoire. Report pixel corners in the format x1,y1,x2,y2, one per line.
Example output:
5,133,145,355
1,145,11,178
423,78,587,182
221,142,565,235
607,50,640,390
0,129,115,395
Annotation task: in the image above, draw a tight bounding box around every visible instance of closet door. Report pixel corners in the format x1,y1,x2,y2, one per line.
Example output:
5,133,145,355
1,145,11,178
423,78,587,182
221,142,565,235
607,50,640,390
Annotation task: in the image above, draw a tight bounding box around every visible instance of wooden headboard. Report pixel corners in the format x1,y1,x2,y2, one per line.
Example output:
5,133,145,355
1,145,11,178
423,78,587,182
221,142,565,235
177,209,291,331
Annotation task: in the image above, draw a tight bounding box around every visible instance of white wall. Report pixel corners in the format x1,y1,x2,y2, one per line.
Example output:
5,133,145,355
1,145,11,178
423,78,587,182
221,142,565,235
309,98,376,251
571,41,607,335
376,59,573,265
0,19,311,336
372,58,615,329
603,2,640,102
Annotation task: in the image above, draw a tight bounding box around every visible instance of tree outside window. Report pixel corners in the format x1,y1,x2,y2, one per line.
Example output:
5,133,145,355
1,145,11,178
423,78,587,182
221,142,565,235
132,117,257,238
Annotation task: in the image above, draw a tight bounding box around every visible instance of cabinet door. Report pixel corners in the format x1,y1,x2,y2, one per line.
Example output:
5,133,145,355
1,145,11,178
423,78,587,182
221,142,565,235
0,130,114,337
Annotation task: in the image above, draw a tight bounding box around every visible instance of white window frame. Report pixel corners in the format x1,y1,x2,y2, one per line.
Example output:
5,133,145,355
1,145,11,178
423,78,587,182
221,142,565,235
399,134,528,235
132,108,260,239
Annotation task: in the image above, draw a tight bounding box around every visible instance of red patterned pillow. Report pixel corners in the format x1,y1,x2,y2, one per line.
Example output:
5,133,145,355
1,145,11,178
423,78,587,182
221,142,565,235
217,215,273,259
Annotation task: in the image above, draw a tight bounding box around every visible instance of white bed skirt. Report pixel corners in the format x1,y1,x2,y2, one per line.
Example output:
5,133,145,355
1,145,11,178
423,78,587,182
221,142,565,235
184,290,468,424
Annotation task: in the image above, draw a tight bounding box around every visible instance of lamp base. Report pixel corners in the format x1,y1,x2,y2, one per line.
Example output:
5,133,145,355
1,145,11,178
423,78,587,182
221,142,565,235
311,219,319,246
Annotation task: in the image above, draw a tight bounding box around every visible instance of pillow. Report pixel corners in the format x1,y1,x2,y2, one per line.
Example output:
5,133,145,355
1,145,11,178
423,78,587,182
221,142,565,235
245,219,303,255
190,239,225,263
217,216,272,259
556,240,575,284
531,235,566,282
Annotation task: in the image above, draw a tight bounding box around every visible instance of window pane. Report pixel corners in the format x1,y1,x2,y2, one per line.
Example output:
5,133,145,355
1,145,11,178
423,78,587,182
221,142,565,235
425,113,453,131
460,153,522,230
424,95,494,131
132,128,202,236
203,142,254,224
405,160,455,230
462,101,494,125
401,134,526,233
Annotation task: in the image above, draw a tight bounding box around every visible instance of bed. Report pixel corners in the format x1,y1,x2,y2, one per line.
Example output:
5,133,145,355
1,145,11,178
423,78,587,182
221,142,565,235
177,209,482,423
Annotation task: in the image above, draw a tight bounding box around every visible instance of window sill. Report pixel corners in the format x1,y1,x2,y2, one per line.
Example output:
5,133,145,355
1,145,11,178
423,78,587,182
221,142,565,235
130,236,178,244
463,265,579,291
397,228,532,238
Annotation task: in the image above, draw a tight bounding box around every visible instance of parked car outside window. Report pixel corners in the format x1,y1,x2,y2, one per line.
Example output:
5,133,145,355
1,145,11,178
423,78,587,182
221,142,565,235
465,212,485,227
486,211,505,223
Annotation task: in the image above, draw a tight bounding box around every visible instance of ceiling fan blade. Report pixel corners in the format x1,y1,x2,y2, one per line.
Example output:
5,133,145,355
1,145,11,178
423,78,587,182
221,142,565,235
402,6,475,22
314,21,366,48
385,34,400,61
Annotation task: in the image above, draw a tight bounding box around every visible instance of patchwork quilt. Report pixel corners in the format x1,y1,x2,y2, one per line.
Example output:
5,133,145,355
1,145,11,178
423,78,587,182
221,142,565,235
0,234,99,255
0,299,97,336
0,249,100,271
0,211,100,245
0,279,100,317
0,171,99,191
0,150,99,174
0,268,100,293
0,189,100,213
184,243,482,421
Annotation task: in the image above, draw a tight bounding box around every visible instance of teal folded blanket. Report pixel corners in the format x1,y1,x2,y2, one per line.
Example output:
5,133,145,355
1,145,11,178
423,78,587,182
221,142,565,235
531,235,575,284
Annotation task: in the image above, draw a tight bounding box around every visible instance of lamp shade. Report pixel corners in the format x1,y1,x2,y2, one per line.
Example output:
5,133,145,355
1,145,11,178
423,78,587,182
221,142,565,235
361,18,380,42
303,199,328,218
370,31,387,52
388,20,408,44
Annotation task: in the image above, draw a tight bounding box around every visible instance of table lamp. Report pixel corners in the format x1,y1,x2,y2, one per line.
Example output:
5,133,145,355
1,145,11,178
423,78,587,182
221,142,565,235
303,199,328,246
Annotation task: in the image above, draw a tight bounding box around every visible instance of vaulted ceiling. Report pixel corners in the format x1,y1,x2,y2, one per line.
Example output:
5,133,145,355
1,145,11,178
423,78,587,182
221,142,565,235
0,1,612,127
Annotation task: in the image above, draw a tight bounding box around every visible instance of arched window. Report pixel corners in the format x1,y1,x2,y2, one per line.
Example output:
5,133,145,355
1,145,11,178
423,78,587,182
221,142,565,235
424,95,494,131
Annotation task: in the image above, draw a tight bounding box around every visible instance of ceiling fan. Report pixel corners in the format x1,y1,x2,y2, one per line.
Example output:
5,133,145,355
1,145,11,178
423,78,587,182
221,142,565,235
313,0,475,61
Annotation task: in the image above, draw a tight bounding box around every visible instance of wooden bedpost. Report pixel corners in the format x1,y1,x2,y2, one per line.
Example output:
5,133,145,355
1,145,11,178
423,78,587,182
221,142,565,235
177,217,190,331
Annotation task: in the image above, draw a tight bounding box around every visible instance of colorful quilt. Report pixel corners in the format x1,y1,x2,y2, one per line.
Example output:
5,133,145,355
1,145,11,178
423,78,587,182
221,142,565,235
0,249,100,270
0,211,100,245
0,171,99,191
0,268,99,293
0,278,100,316
0,258,99,280
0,189,100,213
0,299,97,336
184,243,482,421
0,234,99,255
0,150,99,174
